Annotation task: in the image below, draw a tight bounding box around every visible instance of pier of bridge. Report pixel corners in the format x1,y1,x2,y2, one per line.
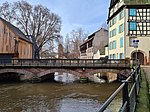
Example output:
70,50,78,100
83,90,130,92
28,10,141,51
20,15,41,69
0,59,134,82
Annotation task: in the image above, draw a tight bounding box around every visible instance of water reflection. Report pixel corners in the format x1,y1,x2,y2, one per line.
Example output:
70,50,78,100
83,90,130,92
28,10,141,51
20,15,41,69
55,72,79,83
0,82,121,112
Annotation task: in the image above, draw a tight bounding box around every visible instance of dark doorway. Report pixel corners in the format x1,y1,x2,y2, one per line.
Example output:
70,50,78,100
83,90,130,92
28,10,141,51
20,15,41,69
131,51,144,65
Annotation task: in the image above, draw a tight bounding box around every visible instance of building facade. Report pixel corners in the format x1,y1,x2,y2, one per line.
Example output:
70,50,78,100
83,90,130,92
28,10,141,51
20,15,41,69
108,0,150,64
80,28,108,59
0,17,32,59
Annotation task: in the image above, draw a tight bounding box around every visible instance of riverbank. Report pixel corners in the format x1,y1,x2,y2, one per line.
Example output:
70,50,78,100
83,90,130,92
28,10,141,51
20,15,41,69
135,67,150,112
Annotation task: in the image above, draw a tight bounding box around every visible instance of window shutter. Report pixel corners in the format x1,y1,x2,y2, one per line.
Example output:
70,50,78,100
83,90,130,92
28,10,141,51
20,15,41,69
122,53,124,59
122,23,124,31
122,10,125,17
118,13,120,20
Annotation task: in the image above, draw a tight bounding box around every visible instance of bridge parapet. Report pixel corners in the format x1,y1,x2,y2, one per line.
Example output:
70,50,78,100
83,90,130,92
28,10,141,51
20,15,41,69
0,58,133,69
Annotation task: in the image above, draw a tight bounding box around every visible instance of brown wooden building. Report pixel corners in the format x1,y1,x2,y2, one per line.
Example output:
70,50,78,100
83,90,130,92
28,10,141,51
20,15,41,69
0,17,32,59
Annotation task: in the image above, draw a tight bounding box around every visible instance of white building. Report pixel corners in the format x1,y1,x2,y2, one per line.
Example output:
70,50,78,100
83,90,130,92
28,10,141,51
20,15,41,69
108,0,150,65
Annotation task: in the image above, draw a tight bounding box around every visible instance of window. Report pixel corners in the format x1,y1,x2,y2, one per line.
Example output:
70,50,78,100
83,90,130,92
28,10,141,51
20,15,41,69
110,54,112,59
110,29,117,38
129,22,136,30
88,41,92,48
119,24,124,33
113,54,116,59
113,40,117,49
109,17,117,27
109,40,117,50
109,42,113,50
120,37,123,48
120,53,124,59
129,9,136,16
112,28,116,37
122,53,124,59
119,10,125,20
117,53,119,59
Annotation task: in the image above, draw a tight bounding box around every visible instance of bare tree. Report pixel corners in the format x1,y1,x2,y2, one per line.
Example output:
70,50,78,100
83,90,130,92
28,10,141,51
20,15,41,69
58,42,64,59
0,2,15,22
64,33,72,53
64,28,88,59
0,1,62,59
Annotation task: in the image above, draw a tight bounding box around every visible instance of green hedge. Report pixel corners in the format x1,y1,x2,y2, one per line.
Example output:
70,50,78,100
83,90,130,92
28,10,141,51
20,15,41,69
135,69,150,112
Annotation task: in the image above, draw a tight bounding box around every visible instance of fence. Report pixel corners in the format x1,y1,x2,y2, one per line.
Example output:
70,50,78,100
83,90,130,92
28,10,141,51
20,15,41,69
0,58,132,68
98,64,141,112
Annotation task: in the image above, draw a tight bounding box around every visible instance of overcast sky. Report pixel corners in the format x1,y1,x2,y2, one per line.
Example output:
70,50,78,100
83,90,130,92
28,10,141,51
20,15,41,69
1,0,110,37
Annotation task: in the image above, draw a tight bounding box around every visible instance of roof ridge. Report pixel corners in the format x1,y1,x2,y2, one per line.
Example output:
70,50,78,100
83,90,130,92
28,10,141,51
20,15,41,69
0,17,32,43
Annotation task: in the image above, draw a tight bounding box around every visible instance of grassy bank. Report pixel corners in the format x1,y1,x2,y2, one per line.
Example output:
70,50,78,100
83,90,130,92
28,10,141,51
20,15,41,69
135,68,150,112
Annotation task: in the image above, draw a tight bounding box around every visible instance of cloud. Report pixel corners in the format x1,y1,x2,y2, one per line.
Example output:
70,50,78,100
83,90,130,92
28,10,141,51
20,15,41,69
1,0,110,37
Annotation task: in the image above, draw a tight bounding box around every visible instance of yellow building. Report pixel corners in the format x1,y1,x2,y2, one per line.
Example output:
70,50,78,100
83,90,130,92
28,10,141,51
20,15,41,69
108,0,150,65
0,17,32,59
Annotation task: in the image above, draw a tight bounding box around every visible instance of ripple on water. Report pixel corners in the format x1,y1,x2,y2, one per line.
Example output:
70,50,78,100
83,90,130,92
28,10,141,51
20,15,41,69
0,82,121,112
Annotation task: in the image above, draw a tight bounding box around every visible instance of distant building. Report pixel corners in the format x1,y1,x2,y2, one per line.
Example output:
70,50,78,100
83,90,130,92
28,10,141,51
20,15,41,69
0,17,32,59
93,45,108,59
80,28,108,59
108,0,150,64
40,51,58,59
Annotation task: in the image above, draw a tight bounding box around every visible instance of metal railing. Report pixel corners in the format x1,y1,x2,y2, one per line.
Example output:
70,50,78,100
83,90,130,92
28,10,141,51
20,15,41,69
98,64,141,112
0,58,133,68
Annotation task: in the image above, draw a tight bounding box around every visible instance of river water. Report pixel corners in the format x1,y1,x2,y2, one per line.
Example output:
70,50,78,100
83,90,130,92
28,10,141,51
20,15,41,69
0,74,122,112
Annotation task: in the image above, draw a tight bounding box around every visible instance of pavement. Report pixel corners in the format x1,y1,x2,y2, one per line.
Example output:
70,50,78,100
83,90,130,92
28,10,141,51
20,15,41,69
141,65,150,93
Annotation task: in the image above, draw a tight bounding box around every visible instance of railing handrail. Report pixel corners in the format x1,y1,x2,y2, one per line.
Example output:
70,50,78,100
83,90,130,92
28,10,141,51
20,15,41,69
98,65,141,112
0,58,133,68
0,58,132,61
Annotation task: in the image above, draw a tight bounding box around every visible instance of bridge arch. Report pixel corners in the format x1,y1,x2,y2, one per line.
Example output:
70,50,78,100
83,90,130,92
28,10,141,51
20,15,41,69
37,69,83,78
0,69,34,80
85,69,120,81
87,69,120,76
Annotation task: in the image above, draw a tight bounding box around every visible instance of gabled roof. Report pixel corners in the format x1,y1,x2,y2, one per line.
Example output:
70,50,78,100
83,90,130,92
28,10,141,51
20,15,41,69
80,28,108,47
0,17,32,43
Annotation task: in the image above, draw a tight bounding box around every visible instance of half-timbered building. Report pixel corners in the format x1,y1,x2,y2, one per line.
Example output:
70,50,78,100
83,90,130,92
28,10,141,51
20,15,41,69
108,0,150,64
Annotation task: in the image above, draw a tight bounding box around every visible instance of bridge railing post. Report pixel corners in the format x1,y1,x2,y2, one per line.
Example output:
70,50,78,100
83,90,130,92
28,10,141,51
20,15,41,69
122,80,130,112
77,59,79,66
61,59,63,66
136,65,141,95
12,59,14,66
133,69,137,97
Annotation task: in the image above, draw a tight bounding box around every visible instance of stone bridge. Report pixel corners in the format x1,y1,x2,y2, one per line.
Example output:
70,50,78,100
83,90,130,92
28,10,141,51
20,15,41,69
0,58,133,82
0,67,130,82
